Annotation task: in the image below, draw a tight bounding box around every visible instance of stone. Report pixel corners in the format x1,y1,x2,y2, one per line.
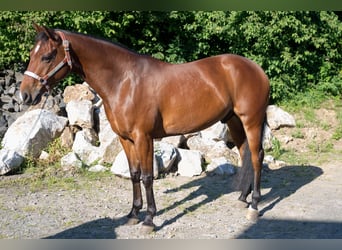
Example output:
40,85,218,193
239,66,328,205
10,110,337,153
262,124,274,151
60,126,74,148
264,155,275,163
200,122,230,143
61,152,83,171
72,130,100,166
88,164,107,172
206,157,236,176
266,105,296,130
110,150,130,178
66,100,94,128
0,149,25,175
176,149,203,177
161,135,187,148
154,141,178,173
1,109,68,157
28,95,61,115
39,150,50,161
96,105,122,163
187,135,239,165
111,150,159,179
63,83,95,104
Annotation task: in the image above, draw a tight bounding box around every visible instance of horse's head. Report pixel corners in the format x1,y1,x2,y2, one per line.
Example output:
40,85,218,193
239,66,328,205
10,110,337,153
20,24,72,105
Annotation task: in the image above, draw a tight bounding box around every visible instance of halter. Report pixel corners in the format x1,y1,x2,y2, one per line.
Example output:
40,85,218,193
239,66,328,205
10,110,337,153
24,31,72,88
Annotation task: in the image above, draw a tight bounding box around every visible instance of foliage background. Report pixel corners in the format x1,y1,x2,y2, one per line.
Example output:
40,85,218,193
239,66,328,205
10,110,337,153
0,11,341,103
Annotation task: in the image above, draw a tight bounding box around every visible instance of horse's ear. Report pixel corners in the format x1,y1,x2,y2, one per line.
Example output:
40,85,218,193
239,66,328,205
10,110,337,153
33,23,44,33
42,26,59,42
33,23,59,42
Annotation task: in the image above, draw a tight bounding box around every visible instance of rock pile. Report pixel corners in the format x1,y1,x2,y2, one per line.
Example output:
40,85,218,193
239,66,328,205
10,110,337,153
0,77,296,178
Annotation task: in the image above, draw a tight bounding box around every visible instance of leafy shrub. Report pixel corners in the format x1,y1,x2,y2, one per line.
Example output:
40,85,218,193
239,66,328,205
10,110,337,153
0,11,341,103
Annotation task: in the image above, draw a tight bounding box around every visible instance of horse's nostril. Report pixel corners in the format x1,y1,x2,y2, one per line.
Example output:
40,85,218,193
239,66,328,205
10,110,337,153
20,92,32,104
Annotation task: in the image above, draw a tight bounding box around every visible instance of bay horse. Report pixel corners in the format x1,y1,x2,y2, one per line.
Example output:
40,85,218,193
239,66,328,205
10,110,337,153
20,24,270,233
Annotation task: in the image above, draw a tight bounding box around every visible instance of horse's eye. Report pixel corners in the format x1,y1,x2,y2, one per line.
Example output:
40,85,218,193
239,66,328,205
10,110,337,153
41,54,54,62
41,51,56,63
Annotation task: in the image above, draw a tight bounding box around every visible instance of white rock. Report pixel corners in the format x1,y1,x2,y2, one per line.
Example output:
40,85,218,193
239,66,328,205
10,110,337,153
264,155,275,163
66,100,94,128
206,157,236,176
200,122,230,143
176,149,203,177
187,135,239,164
39,150,50,161
266,105,296,130
0,149,24,175
1,109,67,157
88,164,107,172
262,124,274,150
161,135,187,148
111,150,159,179
154,141,178,173
96,106,122,163
61,152,83,170
111,150,130,178
72,130,100,166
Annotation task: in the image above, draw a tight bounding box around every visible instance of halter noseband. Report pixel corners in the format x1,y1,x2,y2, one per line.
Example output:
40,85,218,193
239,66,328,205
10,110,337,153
24,31,72,88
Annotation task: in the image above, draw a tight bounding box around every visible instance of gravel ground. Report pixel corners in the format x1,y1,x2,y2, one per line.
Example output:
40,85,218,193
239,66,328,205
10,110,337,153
0,155,341,239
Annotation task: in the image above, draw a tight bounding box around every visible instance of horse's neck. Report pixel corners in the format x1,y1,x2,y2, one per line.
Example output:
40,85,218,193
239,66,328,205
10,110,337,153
68,32,137,98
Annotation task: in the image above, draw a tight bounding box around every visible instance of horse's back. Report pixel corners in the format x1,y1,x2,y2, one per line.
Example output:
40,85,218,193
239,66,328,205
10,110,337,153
154,54,269,136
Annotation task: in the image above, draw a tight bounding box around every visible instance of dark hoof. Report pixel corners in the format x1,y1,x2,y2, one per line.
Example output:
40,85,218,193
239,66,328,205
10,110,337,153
126,217,140,225
246,206,259,222
140,223,155,234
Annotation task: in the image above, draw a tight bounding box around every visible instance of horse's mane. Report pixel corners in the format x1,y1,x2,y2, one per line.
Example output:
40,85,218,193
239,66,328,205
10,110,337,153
55,29,141,56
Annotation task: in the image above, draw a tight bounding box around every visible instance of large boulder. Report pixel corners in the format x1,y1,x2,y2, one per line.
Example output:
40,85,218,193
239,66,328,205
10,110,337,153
176,149,204,177
96,105,122,163
206,157,236,176
72,130,100,166
266,105,296,130
1,109,68,158
66,100,94,129
200,122,231,143
186,135,239,165
63,83,96,104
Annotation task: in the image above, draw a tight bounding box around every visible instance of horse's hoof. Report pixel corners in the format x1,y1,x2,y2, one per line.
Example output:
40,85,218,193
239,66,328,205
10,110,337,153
246,206,259,222
140,223,155,234
126,217,140,226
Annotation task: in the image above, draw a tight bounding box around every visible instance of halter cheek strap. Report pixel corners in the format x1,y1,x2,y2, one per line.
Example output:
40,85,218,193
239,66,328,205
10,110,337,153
24,31,72,88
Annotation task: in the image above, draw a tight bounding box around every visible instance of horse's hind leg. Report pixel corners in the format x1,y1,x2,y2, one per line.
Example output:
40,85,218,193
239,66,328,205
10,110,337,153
227,115,252,207
242,121,265,221
228,112,265,221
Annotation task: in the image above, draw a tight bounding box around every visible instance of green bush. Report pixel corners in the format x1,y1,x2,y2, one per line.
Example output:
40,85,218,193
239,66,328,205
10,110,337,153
0,11,341,103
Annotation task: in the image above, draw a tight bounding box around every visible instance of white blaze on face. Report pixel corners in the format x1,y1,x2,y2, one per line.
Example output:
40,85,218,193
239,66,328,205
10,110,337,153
33,42,41,55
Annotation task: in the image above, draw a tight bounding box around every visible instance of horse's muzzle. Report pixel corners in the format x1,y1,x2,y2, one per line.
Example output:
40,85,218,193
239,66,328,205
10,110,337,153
20,89,43,105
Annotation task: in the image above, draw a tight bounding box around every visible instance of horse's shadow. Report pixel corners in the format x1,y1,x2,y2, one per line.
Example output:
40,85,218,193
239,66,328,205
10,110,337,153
154,164,323,231
44,164,322,238
44,216,126,239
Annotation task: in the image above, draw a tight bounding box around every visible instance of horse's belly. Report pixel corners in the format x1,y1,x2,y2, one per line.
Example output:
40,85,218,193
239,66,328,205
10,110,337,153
161,102,230,136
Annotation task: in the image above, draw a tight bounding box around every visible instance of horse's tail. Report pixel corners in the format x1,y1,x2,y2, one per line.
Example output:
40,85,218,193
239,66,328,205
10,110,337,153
236,118,267,192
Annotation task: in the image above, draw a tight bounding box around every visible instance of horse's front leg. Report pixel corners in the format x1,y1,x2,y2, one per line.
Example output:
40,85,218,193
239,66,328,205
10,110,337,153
133,133,156,233
119,137,143,225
